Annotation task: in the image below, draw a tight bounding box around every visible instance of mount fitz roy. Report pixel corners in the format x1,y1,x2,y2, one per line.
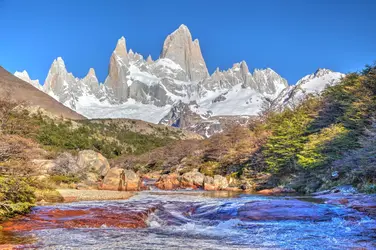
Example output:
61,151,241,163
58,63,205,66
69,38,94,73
15,24,344,137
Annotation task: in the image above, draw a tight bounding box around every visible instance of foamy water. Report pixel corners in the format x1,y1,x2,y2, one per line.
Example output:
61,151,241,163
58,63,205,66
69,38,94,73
4,191,376,249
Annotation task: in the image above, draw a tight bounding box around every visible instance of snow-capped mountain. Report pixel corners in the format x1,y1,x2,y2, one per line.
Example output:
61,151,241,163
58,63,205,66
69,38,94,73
14,70,42,90
274,68,345,109
14,24,344,137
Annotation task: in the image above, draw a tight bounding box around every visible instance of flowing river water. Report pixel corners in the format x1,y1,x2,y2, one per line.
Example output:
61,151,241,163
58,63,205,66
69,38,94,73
1,190,375,249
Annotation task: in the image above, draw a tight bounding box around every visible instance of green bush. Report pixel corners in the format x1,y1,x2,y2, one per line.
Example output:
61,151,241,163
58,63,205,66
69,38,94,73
0,176,35,204
0,176,35,219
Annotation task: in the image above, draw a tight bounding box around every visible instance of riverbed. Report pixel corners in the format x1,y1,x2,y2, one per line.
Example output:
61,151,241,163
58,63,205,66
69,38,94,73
1,190,375,249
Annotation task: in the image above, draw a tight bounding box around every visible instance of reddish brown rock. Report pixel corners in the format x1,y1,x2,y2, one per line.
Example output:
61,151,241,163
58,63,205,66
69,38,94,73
317,193,376,218
0,205,156,232
155,173,180,190
203,183,217,191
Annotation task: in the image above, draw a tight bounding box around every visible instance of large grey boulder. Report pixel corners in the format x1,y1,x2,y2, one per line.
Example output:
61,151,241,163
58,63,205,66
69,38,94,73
77,150,110,178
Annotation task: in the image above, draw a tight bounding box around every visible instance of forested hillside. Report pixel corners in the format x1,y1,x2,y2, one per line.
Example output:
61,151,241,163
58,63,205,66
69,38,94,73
117,64,376,193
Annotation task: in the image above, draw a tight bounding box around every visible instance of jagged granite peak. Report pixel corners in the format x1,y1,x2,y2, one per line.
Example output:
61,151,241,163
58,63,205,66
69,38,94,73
14,70,42,90
104,37,131,103
146,55,153,64
16,27,346,137
80,67,100,93
160,24,209,81
251,68,288,95
43,57,82,109
114,36,129,64
43,57,68,93
87,67,96,77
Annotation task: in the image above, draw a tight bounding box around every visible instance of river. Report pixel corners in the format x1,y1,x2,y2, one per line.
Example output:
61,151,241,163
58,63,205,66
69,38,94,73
1,190,375,249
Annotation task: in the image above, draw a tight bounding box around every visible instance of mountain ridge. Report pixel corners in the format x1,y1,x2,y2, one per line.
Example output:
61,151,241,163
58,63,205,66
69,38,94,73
0,66,85,120
13,24,344,136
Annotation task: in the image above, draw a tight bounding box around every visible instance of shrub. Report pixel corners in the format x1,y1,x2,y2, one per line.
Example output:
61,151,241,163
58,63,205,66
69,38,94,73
0,176,35,204
199,161,220,176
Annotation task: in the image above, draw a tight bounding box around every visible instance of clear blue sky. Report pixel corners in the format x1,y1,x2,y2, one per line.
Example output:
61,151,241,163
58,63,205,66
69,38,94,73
1,0,376,84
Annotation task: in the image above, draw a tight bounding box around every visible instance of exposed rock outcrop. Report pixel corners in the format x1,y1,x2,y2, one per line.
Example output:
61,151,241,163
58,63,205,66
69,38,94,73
160,24,209,82
12,25,344,138
100,168,142,191
155,171,230,191
155,173,181,190
104,37,130,103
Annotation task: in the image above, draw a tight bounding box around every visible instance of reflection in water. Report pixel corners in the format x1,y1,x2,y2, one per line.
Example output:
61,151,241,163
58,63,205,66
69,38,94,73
0,191,375,250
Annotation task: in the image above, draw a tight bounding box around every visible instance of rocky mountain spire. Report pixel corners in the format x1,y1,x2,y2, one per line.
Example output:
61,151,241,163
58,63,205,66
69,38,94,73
104,37,131,103
80,68,100,93
113,36,129,65
43,57,81,108
146,55,153,64
160,24,209,82
43,57,69,93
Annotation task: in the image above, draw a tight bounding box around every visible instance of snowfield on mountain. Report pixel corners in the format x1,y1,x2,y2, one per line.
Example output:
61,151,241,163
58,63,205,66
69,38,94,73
15,24,344,136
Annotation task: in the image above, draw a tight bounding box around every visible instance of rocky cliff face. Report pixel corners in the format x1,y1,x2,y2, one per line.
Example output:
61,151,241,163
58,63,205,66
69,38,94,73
14,25,344,137
160,24,209,82
104,37,130,103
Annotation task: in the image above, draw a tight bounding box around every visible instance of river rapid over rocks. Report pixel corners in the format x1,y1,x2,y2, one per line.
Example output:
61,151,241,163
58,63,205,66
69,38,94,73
1,190,375,249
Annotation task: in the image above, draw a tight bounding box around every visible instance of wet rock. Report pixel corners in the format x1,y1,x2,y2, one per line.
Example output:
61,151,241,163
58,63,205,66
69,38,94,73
316,193,376,218
77,150,110,178
238,200,334,221
100,168,141,191
155,173,180,190
1,205,156,231
348,195,376,217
